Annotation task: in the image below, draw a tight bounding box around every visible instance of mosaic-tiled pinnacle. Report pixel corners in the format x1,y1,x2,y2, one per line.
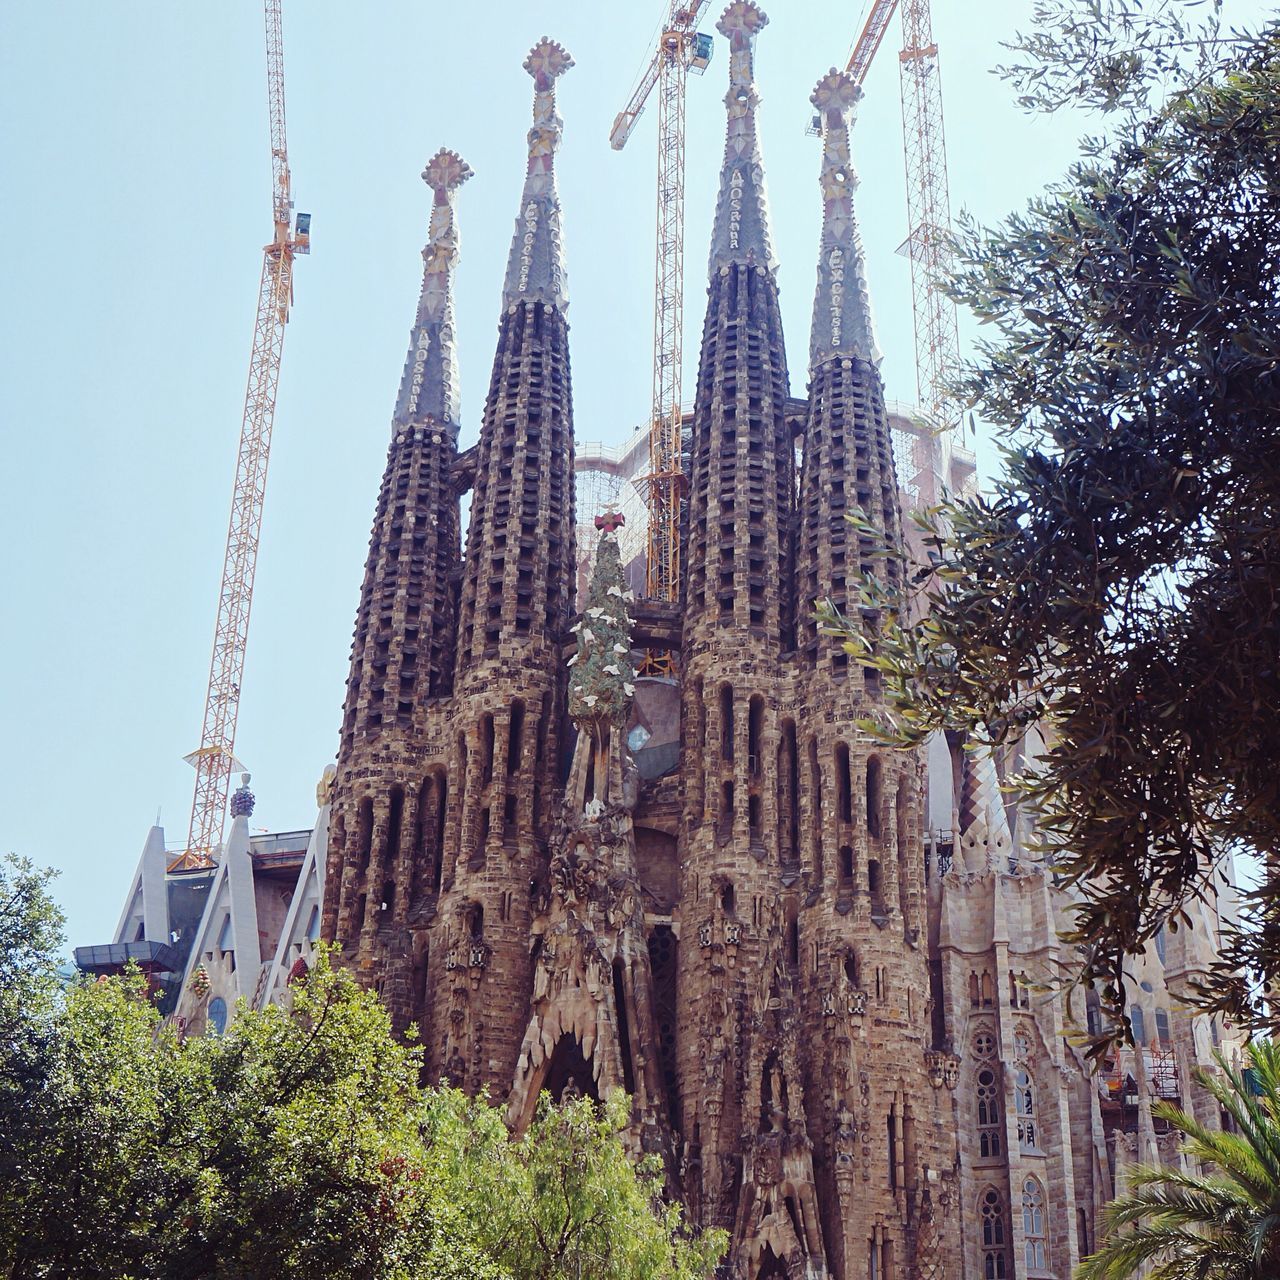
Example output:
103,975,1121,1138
808,69,880,369
393,148,472,432
501,37,573,311
958,739,1013,871
707,2,776,276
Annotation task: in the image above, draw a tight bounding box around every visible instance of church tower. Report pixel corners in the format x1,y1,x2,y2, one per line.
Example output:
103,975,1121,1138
792,68,960,1279
323,148,471,1027
428,37,579,1094
674,6,830,1273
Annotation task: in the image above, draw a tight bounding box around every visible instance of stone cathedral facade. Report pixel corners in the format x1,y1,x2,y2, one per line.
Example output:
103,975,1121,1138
309,7,1241,1278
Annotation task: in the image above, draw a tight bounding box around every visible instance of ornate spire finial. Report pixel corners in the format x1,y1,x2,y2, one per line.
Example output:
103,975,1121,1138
523,35,574,89
230,773,255,819
808,68,879,369
422,147,472,198
502,38,572,310
393,147,471,432
708,2,776,275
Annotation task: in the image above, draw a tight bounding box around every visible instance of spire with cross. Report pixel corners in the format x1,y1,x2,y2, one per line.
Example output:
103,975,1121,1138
393,148,472,432
707,2,776,276
501,37,573,311
808,69,880,370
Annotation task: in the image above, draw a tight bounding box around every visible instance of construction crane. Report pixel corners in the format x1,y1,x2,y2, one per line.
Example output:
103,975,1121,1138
610,4,714,673
171,0,309,873
844,0,960,436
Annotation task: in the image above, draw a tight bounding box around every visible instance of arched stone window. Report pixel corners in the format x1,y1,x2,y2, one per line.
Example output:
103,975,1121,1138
1015,1067,1037,1149
1156,1007,1171,1044
839,845,855,886
1131,1004,1148,1045
866,755,883,838
977,1068,1002,1158
747,695,764,776
980,1187,1007,1278
506,699,525,776
719,684,734,762
1086,990,1103,1037
836,742,853,823
1022,1177,1047,1272
480,712,495,784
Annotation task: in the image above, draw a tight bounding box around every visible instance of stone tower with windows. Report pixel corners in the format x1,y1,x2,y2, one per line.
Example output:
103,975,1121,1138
321,145,471,1020
317,12,1238,1279
789,66,959,1280
323,16,965,1277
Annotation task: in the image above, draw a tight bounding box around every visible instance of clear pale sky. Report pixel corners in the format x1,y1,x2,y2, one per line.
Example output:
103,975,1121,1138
0,2,1265,953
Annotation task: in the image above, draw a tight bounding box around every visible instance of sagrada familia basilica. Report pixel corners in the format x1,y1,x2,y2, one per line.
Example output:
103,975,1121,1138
85,6,1243,1277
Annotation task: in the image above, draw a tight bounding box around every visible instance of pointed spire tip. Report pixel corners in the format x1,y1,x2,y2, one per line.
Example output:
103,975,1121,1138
808,62,878,368
502,35,571,310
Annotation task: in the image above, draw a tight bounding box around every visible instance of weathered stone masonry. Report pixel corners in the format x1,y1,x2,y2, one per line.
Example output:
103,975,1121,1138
321,11,1237,1279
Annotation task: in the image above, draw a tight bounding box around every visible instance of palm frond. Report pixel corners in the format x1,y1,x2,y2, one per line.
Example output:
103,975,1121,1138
1081,1040,1280,1280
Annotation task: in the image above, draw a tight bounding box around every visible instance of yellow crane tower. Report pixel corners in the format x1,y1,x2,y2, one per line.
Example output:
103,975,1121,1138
171,0,309,872
842,0,960,436
610,4,714,673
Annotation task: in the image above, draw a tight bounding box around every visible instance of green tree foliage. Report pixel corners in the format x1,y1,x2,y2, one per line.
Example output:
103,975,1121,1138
1079,1039,1280,1279
0,928,722,1280
0,852,64,1049
1,951,497,1280
422,1089,725,1280
821,5,1280,1045
0,854,67,1270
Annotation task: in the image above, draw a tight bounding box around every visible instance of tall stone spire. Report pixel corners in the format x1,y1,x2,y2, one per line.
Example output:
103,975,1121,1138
438,38,578,1101
455,36,577,678
393,148,472,431
787,71,941,1280
682,1,791,650
794,68,903,672
336,149,472,766
708,2,776,275
676,4,819,1264
808,69,879,370
325,149,471,977
501,38,572,311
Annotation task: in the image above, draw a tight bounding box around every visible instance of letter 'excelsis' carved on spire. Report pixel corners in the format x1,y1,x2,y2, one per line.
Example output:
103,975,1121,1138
501,37,573,312
394,148,472,432
708,2,777,276
808,69,880,369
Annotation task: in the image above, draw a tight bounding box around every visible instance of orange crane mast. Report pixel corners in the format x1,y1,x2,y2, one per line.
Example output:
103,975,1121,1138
611,4,713,671
172,0,309,872
846,0,960,435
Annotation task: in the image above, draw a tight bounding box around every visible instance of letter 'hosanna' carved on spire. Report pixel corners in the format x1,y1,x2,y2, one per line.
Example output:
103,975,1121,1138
501,37,573,313
808,69,880,369
708,2,777,277
394,147,472,432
